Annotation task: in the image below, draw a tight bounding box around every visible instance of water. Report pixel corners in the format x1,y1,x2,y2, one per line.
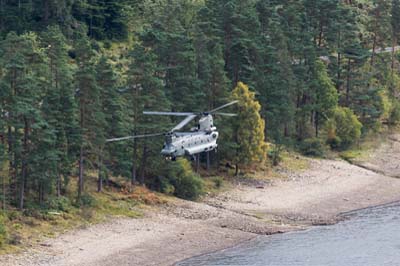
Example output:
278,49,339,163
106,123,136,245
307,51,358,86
178,203,400,266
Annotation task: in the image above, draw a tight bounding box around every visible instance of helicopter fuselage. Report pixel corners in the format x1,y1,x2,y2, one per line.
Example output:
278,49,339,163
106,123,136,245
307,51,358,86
161,131,219,159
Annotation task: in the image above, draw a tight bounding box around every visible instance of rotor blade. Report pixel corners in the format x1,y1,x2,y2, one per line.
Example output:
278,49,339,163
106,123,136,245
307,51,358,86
208,101,239,113
143,111,195,116
171,114,197,132
106,132,164,143
213,112,238,117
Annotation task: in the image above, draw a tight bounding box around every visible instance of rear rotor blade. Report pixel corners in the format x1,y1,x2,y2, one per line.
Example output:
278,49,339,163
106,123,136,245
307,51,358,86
171,114,197,132
106,132,164,143
144,111,195,116
213,112,238,117
208,101,239,113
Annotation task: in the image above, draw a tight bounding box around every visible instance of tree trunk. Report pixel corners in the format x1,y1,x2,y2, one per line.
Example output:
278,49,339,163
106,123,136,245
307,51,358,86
56,172,61,197
235,163,239,176
139,145,148,186
97,152,103,192
371,32,377,68
78,146,84,200
346,58,351,106
19,117,29,210
195,154,200,173
391,38,397,78
206,151,210,172
315,112,319,137
2,170,5,210
131,140,137,186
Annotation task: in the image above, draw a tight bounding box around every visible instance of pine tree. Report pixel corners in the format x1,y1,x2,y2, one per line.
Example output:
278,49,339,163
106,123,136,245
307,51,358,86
74,29,104,200
312,60,339,137
255,1,296,142
0,32,50,209
391,0,400,76
41,25,79,197
96,56,126,191
230,82,268,176
126,43,171,186
139,1,202,111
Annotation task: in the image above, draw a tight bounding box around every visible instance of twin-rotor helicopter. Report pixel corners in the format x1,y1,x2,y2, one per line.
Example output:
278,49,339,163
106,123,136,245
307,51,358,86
106,101,238,161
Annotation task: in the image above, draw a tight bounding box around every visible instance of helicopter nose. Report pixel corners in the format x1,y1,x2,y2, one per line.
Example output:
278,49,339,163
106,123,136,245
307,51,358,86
161,145,176,155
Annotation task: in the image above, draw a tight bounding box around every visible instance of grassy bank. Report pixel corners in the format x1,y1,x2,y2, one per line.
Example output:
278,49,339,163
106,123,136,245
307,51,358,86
0,171,233,254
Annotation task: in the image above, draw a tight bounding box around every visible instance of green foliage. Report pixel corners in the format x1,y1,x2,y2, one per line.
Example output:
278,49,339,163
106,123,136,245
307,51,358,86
389,100,400,125
162,159,204,200
230,82,268,170
299,138,326,157
1,0,400,214
46,196,73,212
211,176,224,189
0,214,7,247
326,107,363,149
76,194,98,208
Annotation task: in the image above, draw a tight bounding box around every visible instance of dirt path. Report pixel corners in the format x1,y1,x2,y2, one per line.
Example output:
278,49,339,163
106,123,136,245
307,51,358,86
1,137,400,266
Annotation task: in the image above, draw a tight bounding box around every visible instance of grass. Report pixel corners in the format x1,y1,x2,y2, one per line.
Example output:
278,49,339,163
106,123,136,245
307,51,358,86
279,151,310,172
338,129,390,162
0,169,232,254
0,173,170,254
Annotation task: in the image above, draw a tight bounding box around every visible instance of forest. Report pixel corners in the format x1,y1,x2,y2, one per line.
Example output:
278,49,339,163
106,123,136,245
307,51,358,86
0,0,400,214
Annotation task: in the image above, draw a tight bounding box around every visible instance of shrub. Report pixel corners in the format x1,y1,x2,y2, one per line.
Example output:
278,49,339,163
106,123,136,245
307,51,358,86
163,159,204,200
76,194,97,208
267,144,284,166
299,138,326,157
326,107,362,149
46,196,72,212
212,176,224,189
389,100,400,125
0,214,8,247
158,176,175,195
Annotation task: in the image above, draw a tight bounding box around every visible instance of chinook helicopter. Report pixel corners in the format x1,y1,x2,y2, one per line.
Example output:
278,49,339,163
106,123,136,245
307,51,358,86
106,101,238,161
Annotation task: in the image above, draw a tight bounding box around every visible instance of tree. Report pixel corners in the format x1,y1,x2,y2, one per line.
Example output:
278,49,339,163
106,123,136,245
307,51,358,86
230,82,268,175
74,29,104,200
126,43,171,186
312,60,338,137
0,32,50,209
96,56,126,191
326,107,362,149
41,25,79,197
391,0,400,76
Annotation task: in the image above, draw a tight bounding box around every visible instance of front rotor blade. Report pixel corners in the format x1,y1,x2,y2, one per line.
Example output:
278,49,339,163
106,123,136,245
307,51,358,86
171,114,197,132
213,112,238,117
208,101,239,113
106,132,164,142
144,111,195,116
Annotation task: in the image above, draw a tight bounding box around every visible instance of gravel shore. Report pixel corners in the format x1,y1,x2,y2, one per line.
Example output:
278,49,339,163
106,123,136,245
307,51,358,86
2,137,400,266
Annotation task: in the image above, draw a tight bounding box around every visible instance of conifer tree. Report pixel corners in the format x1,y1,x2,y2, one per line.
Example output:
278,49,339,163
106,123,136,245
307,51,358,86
74,29,104,200
127,43,171,186
312,60,339,137
96,56,126,191
41,25,79,197
230,82,268,176
0,32,50,209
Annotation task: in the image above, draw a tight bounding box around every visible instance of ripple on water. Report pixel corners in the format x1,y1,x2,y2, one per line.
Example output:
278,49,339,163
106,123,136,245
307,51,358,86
178,203,400,266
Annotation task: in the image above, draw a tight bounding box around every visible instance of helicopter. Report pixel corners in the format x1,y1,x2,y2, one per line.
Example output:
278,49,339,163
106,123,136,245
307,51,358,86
106,101,238,161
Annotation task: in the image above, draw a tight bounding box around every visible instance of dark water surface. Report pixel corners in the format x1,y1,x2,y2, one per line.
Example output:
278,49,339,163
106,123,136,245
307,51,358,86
178,203,400,266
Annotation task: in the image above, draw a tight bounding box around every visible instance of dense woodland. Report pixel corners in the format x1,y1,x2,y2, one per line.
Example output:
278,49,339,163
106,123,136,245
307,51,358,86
1,0,400,211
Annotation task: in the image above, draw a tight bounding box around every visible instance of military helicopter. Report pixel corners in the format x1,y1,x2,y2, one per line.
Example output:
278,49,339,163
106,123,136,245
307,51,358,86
106,101,238,161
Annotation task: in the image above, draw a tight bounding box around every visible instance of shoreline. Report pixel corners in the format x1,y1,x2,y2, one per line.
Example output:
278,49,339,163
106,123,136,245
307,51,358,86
2,147,400,265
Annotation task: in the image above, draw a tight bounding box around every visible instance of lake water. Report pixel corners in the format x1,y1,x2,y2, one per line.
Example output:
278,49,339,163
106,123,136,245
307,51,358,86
177,203,400,266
